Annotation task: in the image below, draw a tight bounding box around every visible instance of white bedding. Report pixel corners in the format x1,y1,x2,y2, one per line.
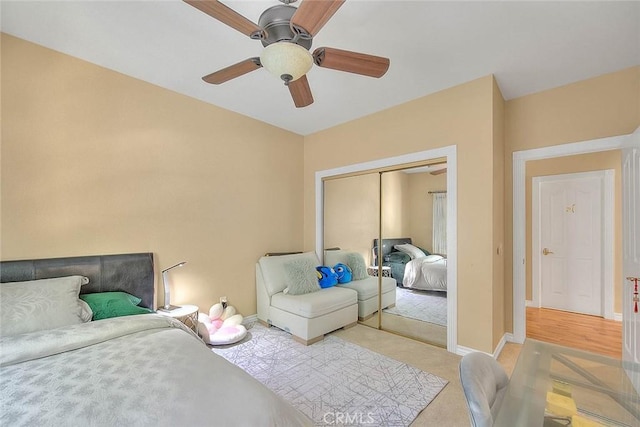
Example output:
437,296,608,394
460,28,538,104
0,314,311,426
402,255,447,291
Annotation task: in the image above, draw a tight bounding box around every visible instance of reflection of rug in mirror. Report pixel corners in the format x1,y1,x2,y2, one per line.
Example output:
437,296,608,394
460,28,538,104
384,287,447,326
212,323,448,426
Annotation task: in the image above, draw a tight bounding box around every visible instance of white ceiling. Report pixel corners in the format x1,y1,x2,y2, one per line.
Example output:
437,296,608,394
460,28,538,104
2,1,639,136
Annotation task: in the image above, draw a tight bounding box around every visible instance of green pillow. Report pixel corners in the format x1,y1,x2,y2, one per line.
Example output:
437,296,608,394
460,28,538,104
79,291,153,320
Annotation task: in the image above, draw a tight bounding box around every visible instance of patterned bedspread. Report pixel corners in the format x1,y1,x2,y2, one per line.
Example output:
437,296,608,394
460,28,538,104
0,314,311,426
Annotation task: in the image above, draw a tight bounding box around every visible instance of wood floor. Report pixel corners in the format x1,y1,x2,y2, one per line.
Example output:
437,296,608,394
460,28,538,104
526,307,622,359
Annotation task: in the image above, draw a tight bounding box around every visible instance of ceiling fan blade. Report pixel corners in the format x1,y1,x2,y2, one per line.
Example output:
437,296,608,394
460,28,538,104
430,168,447,176
202,58,262,84
184,0,263,39
290,0,345,37
313,47,389,78
288,75,314,108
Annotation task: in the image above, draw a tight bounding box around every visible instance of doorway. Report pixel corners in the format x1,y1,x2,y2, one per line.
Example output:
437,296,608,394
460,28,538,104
513,134,633,344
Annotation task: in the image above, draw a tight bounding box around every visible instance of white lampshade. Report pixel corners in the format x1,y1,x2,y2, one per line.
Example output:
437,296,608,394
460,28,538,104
260,42,313,83
160,261,187,311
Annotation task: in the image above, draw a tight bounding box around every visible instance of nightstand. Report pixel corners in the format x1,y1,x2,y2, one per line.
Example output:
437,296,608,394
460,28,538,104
157,304,199,332
367,265,391,277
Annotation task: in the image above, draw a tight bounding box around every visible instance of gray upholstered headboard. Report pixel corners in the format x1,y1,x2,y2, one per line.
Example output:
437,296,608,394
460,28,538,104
0,253,156,309
371,238,412,266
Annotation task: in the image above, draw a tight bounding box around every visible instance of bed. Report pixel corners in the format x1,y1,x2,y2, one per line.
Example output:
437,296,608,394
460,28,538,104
0,253,311,426
373,238,447,292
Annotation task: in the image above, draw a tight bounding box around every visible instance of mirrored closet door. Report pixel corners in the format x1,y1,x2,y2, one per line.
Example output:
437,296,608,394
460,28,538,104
379,167,448,348
322,161,449,348
323,173,381,327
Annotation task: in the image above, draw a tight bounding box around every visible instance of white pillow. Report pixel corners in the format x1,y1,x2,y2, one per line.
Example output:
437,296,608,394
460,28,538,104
0,275,89,337
282,258,321,295
324,250,368,280
344,252,368,280
78,298,94,322
394,243,427,260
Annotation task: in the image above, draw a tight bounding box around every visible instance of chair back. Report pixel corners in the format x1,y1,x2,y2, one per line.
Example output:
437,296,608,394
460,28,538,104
257,251,320,297
459,352,509,427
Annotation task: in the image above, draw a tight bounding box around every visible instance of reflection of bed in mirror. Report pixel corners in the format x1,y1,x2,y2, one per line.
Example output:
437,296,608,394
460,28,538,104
372,238,447,291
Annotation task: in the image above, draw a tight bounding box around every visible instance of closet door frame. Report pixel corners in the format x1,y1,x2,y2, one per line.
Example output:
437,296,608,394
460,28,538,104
315,146,458,353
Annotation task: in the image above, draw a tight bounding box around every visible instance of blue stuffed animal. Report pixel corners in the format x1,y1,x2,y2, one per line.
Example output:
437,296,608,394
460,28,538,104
316,266,338,288
333,263,352,284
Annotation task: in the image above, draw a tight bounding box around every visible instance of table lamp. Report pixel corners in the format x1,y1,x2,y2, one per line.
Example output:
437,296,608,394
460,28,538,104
159,261,187,312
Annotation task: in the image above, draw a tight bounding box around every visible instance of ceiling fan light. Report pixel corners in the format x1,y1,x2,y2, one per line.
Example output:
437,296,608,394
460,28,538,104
260,42,313,83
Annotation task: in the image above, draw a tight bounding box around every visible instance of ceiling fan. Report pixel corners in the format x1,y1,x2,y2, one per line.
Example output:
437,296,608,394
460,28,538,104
184,0,390,108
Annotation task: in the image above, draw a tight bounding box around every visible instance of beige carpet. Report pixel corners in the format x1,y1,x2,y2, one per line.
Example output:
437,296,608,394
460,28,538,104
360,312,447,348
331,324,522,426
213,323,448,426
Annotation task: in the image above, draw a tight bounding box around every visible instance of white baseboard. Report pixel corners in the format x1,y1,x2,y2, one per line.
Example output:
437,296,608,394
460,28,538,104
505,333,519,345
614,312,622,322
493,334,508,359
243,314,258,325
525,300,535,307
456,345,487,357
456,333,510,359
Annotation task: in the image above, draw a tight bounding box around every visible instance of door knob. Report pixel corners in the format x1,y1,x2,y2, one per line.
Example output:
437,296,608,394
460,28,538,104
542,248,554,255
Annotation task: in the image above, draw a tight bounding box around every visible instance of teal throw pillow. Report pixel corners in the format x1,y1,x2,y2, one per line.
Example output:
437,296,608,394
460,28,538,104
79,291,153,320
387,251,411,264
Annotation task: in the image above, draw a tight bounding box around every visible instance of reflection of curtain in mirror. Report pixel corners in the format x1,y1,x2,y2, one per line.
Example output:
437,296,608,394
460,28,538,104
432,193,447,255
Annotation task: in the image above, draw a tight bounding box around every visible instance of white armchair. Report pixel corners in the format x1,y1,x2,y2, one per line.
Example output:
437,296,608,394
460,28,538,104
324,250,396,320
256,252,358,345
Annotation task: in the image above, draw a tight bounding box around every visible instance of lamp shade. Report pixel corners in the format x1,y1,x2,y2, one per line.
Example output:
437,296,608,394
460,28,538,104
260,42,313,83
160,261,187,311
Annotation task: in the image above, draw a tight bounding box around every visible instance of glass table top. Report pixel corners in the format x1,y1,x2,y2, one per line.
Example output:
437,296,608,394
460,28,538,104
494,339,640,427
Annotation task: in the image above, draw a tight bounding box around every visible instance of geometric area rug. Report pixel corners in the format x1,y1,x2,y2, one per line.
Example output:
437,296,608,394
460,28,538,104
384,287,447,327
212,323,448,426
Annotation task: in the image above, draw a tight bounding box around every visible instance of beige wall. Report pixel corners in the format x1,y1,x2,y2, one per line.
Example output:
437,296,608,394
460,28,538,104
525,151,622,312
4,32,638,354
323,169,444,266
304,76,503,353
323,173,379,265
381,170,409,240
406,172,447,253
1,34,305,316
504,66,640,332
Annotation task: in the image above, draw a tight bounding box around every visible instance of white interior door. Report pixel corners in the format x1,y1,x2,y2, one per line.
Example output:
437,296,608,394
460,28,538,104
623,128,640,390
539,173,603,316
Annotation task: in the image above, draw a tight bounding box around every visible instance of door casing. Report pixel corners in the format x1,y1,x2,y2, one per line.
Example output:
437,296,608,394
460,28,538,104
315,145,458,353
513,133,637,343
